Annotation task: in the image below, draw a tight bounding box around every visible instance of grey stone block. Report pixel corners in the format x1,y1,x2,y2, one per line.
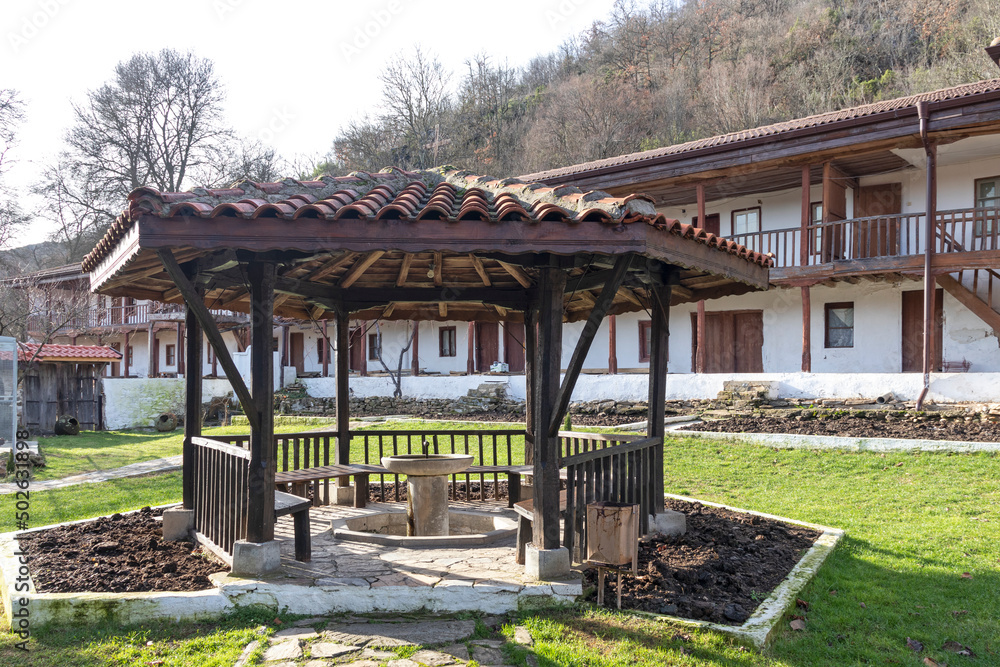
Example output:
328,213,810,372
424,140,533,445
231,539,282,577
160,508,193,541
525,545,570,580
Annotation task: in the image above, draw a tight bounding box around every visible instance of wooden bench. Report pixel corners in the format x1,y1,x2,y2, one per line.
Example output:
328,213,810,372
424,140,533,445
274,464,371,508
274,490,312,562
512,490,568,565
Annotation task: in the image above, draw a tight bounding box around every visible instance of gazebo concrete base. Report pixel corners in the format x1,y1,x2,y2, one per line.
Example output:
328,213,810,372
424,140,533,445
161,508,194,541
524,545,570,580
231,540,282,577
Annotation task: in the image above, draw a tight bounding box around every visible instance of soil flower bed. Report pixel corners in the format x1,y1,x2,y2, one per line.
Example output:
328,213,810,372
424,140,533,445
585,498,820,625
17,507,226,593
687,413,1000,442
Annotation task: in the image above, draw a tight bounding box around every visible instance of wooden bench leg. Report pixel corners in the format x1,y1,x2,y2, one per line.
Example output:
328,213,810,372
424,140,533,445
516,515,532,565
508,473,520,508
292,509,311,562
354,474,368,508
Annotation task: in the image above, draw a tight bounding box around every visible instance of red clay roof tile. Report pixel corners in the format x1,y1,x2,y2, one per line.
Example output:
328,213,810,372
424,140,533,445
18,343,122,362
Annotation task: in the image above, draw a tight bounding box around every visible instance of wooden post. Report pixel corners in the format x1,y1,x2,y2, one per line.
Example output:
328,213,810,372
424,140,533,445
148,321,156,377
123,331,130,378
246,260,276,544
801,286,811,372
608,314,618,374
336,309,350,467
321,319,329,378
411,321,419,376
467,322,476,374
281,324,290,367
523,307,537,466
647,281,671,513
358,320,368,377
695,300,706,373
532,265,567,550
183,301,203,510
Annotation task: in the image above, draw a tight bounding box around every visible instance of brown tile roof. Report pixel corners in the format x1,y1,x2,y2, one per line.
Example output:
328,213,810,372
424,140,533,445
520,79,1000,182
18,343,122,362
81,167,773,273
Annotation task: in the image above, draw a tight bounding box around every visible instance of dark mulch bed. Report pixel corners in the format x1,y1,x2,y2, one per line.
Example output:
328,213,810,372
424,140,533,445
584,498,821,625
368,480,509,503
17,507,227,593
353,408,643,427
687,414,1000,442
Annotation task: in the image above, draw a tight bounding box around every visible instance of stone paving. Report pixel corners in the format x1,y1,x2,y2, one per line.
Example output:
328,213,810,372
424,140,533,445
232,615,538,666
0,454,182,495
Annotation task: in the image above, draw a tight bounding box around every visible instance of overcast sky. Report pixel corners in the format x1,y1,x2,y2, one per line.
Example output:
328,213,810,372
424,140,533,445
1,0,620,248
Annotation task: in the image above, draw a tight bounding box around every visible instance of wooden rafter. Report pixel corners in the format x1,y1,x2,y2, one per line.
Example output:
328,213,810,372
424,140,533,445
339,251,385,288
396,253,414,287
497,260,533,288
470,254,492,287
439,302,447,318
305,251,359,282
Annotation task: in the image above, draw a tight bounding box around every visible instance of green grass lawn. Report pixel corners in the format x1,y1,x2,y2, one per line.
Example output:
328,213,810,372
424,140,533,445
2,424,998,666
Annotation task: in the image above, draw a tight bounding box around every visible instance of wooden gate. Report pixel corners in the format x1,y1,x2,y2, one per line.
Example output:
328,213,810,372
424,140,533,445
22,362,102,434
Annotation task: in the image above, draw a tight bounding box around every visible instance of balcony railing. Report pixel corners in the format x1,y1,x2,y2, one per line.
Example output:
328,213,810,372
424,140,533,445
27,302,248,334
728,207,1000,270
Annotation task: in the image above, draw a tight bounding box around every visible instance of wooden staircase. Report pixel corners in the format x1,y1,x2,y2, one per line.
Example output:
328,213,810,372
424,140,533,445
937,269,1000,335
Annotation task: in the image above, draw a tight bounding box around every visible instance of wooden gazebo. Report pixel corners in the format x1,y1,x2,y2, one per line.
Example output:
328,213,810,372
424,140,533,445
83,166,771,576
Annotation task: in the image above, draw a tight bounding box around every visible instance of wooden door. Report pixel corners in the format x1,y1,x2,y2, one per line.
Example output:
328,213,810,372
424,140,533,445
690,310,764,373
503,322,526,373
854,183,901,258
290,332,304,374
901,289,943,373
349,327,365,372
475,322,499,372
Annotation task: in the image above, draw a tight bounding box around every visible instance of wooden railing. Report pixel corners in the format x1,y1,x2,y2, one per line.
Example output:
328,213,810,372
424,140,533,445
27,302,247,333
191,436,250,556
214,431,334,503
557,431,646,459
560,435,661,563
728,207,1000,269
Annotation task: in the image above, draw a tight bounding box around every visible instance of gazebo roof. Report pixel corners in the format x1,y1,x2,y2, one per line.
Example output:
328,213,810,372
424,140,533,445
84,167,771,322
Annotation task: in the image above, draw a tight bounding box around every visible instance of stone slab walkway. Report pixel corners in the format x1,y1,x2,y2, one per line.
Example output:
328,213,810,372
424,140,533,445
0,455,182,495
233,615,538,666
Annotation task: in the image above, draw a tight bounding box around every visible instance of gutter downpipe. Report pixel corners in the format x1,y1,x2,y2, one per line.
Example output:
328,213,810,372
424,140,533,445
916,101,936,411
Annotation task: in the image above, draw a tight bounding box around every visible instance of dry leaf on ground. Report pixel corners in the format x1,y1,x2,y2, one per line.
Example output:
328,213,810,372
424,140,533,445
907,637,925,652
789,619,806,631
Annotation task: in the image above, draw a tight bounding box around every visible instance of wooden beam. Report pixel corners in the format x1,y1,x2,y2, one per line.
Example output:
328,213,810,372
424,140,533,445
156,249,260,432
183,301,202,510
396,253,414,287
938,274,1000,333
304,251,358,282
532,265,567,550
549,255,632,437
246,260,276,544
433,252,443,287
470,254,492,287
497,259,533,288
647,280,671,512
438,302,447,318
339,251,385,288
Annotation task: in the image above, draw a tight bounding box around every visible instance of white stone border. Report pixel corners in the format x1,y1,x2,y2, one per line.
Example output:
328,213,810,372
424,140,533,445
331,509,517,547
628,494,843,648
671,427,1000,452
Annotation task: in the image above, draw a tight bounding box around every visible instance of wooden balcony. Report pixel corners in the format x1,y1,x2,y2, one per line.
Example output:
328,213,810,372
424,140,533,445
728,207,1000,282
27,302,249,335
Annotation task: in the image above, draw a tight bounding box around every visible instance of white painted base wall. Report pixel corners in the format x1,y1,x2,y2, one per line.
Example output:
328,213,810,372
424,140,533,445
302,372,1000,404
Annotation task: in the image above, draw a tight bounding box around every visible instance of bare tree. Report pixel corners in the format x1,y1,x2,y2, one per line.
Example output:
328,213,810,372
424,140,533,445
32,162,114,265
377,47,451,169
373,321,417,399
0,90,26,253
333,115,400,172
197,136,286,186
64,48,229,208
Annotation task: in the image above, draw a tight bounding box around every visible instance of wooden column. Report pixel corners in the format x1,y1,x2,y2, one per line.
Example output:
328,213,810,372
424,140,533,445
183,301,203,510
647,281,671,513
147,322,156,377
801,165,812,373
321,320,329,377
801,287,811,372
246,260,276,544
532,265,567,550
523,307,537,466
695,300,706,373
123,331,130,378
411,321,419,376
335,309,350,466
467,322,476,374
608,315,618,374
281,324,290,367
177,322,185,374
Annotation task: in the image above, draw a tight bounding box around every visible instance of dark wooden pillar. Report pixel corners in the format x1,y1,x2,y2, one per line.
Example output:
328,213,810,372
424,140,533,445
695,300,706,373
183,302,202,510
801,287,812,372
148,322,156,377
801,165,812,373
336,309,350,466
532,266,567,550
523,307,537,466
321,320,329,377
608,314,618,374
411,321,419,376
246,260,276,544
281,324,290,367
123,331,130,378
467,322,476,374
647,282,671,513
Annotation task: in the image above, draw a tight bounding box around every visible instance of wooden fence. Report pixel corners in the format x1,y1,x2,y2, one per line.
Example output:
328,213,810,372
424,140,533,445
191,436,250,556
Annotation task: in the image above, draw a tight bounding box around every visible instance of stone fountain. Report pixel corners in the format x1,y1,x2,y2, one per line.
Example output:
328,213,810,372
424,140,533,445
381,446,473,536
